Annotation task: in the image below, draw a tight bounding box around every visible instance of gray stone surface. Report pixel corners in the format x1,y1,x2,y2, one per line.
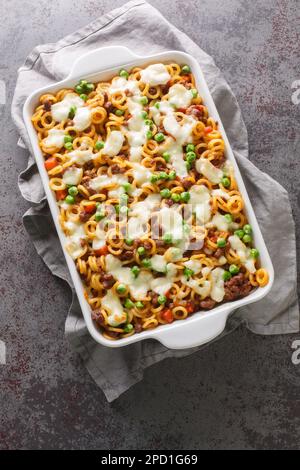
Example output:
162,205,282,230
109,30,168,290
0,0,299,450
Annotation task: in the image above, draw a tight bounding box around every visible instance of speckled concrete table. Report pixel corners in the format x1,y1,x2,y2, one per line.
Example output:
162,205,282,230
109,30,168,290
1,0,299,450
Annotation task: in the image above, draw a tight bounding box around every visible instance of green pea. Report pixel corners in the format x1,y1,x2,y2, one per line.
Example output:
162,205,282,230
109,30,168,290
125,238,134,246
191,88,198,98
141,111,148,119
68,186,78,197
183,267,194,280
163,233,173,244
186,161,192,170
75,84,83,94
162,152,170,163
116,284,127,295
217,238,226,248
154,132,165,143
115,109,125,116
186,144,195,152
229,264,240,275
181,64,191,74
145,119,153,128
95,211,105,222
131,266,140,278
123,324,133,333
155,102,160,109
95,140,104,150
224,214,233,223
68,106,76,119
180,191,190,202
168,170,176,180
122,182,132,193
141,258,151,268
64,142,73,150
65,195,75,204
64,135,73,143
186,151,196,163
159,171,168,180
80,93,88,101
158,295,167,305
137,246,145,256
250,248,260,259
150,174,159,183
85,83,94,93
124,298,135,309
135,301,144,309
242,234,252,244
171,193,181,202
234,229,244,239
243,224,252,234
79,80,88,87
223,271,232,281
160,188,171,199
140,96,148,106
146,130,153,139
119,69,129,79
221,176,231,188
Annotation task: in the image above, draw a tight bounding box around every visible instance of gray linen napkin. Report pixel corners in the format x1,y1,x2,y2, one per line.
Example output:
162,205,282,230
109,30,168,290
12,0,299,402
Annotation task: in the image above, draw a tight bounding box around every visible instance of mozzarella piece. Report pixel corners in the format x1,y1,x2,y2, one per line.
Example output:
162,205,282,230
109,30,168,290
196,158,223,184
89,173,128,193
105,254,153,300
64,221,86,260
209,212,239,232
68,149,94,166
183,259,202,274
43,129,65,149
158,206,183,241
189,185,211,225
212,189,230,200
103,130,124,157
73,107,92,131
127,193,161,239
228,235,256,274
101,290,127,327
150,254,167,273
181,277,211,298
131,163,152,186
62,167,83,186
109,77,140,95
164,247,183,262
168,83,193,108
51,93,84,122
210,267,225,302
140,63,171,86
150,263,177,296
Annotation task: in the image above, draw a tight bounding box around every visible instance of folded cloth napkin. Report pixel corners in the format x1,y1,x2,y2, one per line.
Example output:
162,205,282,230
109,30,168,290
12,0,299,402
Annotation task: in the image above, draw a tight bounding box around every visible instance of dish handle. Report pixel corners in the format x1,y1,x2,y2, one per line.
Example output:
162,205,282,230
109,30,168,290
68,46,140,80
156,308,233,350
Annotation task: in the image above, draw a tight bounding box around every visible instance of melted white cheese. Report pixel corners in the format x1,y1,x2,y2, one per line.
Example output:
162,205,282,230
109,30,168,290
62,167,83,186
181,276,211,298
210,267,225,302
209,212,239,232
150,254,167,273
183,259,202,274
168,83,193,108
101,289,127,327
228,235,256,273
189,185,211,225
127,193,161,239
64,221,86,260
196,158,223,184
131,162,152,186
109,77,140,95
51,93,84,122
68,149,94,166
140,63,171,86
158,206,183,241
43,129,65,149
89,173,128,193
103,130,124,157
212,189,230,200
150,263,177,296
105,254,153,300
73,107,92,131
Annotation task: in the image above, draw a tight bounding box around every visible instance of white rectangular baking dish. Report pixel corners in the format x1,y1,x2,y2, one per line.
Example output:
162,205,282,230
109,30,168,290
23,46,274,349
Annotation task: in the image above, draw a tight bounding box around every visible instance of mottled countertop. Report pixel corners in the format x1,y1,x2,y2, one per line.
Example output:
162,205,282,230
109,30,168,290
0,0,299,450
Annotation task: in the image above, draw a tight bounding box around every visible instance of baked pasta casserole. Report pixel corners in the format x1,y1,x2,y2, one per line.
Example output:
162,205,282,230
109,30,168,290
32,62,269,340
